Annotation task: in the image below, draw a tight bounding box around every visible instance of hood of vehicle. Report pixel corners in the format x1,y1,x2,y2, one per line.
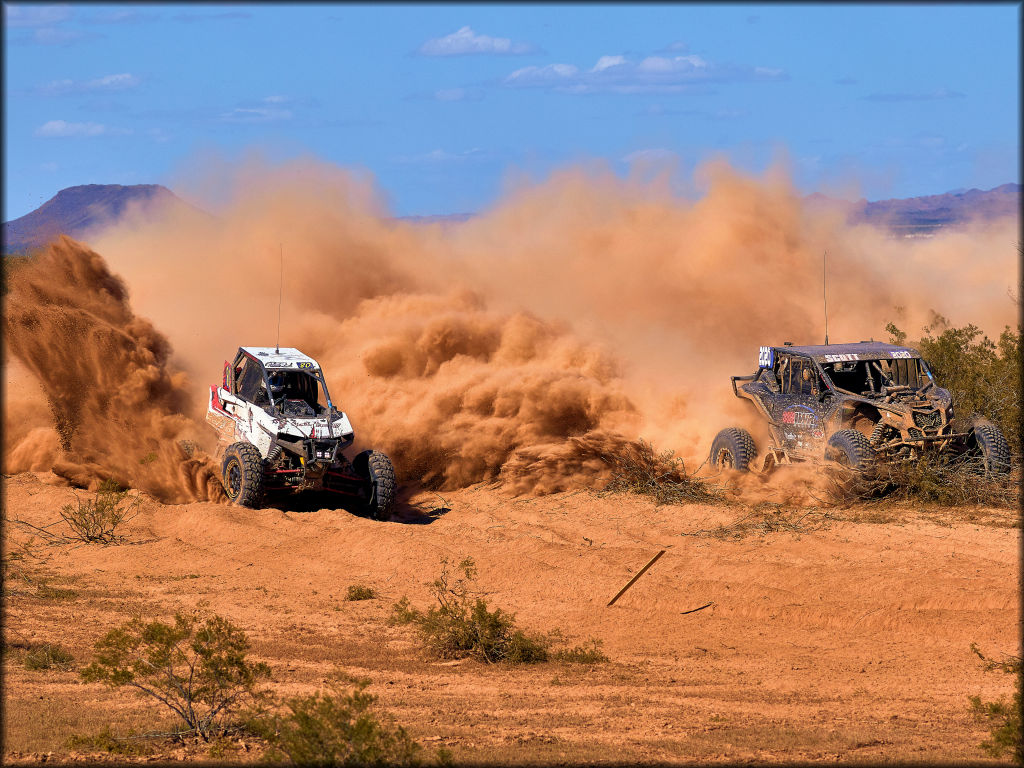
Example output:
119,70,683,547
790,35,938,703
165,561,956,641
274,413,354,440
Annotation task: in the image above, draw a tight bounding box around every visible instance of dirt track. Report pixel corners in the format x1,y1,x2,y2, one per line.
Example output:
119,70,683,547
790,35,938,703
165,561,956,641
3,470,1019,763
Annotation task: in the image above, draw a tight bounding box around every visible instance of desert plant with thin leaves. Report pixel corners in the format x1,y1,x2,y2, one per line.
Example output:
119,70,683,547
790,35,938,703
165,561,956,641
81,610,270,741
248,677,427,766
59,479,141,544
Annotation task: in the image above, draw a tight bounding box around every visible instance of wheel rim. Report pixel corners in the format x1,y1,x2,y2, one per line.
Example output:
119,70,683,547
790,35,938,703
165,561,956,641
716,448,735,469
226,459,242,498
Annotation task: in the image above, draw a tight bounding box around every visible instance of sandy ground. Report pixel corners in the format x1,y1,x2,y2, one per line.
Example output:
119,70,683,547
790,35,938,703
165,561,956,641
3,470,1019,764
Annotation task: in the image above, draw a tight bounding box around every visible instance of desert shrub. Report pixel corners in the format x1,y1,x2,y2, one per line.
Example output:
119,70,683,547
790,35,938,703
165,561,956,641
837,452,1017,509
346,585,378,601
36,581,79,600
552,639,610,664
390,557,549,664
81,610,271,741
887,317,1020,453
66,726,154,756
24,642,75,670
600,439,721,505
59,479,141,544
969,645,1022,764
249,678,424,767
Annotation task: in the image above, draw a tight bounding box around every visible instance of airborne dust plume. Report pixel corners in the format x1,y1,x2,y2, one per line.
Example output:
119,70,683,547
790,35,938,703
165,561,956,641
3,158,1017,503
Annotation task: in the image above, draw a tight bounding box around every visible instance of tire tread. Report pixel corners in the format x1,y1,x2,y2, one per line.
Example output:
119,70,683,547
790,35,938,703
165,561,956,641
222,442,265,508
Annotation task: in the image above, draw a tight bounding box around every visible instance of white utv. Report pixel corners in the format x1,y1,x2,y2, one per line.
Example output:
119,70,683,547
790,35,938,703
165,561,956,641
206,347,396,518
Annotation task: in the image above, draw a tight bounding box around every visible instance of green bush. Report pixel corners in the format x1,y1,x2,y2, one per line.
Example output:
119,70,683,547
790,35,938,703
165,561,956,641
552,639,610,664
59,479,141,544
249,678,424,767
969,645,1022,764
843,451,1017,508
81,610,271,740
887,316,1020,453
24,642,75,670
346,585,378,601
390,557,549,664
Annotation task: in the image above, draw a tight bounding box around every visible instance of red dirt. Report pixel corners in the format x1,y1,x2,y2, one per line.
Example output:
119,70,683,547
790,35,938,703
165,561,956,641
3,471,1018,764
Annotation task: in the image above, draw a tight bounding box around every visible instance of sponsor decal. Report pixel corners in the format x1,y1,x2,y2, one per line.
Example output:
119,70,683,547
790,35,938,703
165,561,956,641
265,361,294,368
889,350,912,359
782,405,817,429
298,361,315,370
758,345,775,368
824,353,860,362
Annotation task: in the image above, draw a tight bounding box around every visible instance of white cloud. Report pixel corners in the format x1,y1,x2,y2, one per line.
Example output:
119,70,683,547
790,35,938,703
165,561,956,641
4,5,73,27
623,148,679,164
32,27,93,45
392,148,489,165
218,107,292,123
504,51,783,94
172,11,251,23
36,120,110,137
41,161,59,172
591,55,626,72
40,72,140,95
505,63,579,86
89,73,139,89
862,88,965,103
82,9,160,24
419,26,535,56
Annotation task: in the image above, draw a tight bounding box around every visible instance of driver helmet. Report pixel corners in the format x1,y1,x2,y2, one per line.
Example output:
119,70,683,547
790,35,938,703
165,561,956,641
268,371,287,399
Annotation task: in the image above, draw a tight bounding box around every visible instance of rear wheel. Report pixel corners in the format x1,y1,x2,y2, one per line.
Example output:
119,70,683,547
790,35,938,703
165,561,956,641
825,429,875,472
709,428,758,471
354,450,396,520
222,442,265,508
966,423,1011,478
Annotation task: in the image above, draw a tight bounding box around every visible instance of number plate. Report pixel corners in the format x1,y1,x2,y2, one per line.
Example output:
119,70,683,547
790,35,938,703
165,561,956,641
758,346,775,368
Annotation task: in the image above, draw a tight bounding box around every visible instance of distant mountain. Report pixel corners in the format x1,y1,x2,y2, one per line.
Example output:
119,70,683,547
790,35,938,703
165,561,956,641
807,183,1020,235
3,181,1019,256
2,184,205,255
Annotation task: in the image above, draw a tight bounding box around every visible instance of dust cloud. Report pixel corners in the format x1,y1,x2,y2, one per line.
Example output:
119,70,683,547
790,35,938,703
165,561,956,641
3,238,225,502
3,155,1017,500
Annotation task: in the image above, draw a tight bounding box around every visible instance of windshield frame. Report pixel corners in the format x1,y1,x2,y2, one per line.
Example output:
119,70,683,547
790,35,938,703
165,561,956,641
265,367,336,414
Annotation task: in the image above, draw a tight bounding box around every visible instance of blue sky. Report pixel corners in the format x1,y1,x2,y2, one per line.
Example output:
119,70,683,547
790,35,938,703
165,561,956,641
3,2,1020,219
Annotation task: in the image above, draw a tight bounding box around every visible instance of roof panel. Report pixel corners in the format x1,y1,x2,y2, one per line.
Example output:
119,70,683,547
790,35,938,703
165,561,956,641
240,347,320,367
773,341,920,360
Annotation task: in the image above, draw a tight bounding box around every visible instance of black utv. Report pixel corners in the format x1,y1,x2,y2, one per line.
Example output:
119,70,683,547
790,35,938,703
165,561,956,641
710,341,1011,477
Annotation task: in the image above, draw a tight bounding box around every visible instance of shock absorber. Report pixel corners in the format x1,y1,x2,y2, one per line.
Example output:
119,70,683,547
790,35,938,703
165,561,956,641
869,421,890,446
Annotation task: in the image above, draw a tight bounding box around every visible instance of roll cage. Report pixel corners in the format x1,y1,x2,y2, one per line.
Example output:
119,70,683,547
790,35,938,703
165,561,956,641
733,347,935,402
224,349,337,417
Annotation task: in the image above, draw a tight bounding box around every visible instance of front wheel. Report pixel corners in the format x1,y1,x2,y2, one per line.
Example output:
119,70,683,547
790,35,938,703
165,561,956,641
966,423,1011,478
222,442,265,508
353,450,396,520
825,429,875,472
709,428,758,471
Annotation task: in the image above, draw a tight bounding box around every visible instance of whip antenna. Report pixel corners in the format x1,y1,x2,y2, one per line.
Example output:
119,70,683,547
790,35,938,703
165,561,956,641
276,243,283,353
823,249,829,345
